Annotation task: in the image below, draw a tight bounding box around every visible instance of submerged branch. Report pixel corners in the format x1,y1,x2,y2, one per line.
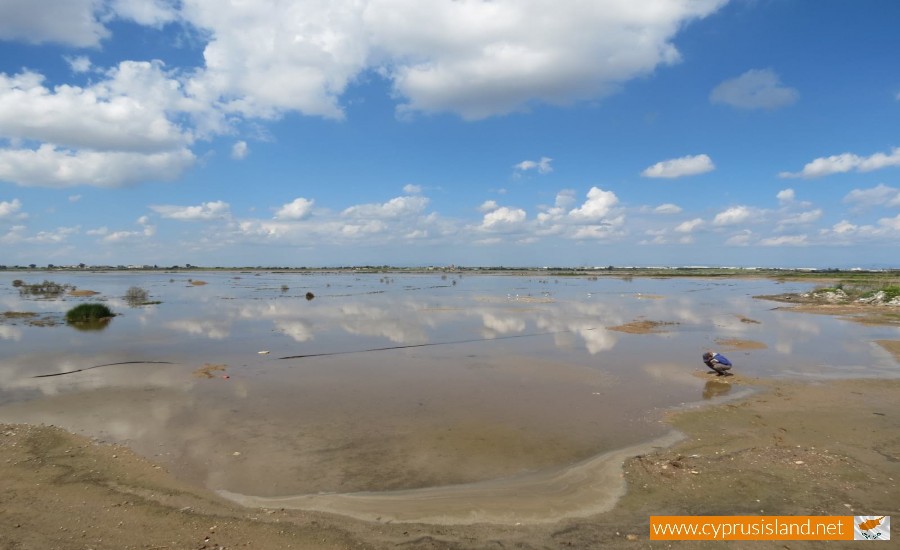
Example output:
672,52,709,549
32,361,174,379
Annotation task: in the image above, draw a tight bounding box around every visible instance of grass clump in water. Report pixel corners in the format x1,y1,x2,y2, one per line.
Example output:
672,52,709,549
16,280,73,297
124,286,160,306
65,303,114,324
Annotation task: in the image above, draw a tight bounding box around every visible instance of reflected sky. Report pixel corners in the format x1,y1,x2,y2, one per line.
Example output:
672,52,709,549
0,271,898,507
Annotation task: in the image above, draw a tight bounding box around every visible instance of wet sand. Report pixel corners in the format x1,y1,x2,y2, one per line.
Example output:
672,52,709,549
713,337,768,350
876,339,900,361
607,319,677,334
3,373,898,549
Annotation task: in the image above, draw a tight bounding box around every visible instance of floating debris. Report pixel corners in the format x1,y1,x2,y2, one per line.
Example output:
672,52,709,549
193,364,227,379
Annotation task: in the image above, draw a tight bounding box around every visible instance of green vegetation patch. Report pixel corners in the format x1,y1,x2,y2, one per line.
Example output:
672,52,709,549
814,286,843,293
65,303,114,324
810,281,900,302
882,286,900,301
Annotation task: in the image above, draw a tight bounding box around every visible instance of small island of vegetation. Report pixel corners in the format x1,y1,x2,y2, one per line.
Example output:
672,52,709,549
65,303,115,329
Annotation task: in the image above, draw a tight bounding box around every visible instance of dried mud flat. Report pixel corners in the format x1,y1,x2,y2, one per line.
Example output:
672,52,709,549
2,374,898,549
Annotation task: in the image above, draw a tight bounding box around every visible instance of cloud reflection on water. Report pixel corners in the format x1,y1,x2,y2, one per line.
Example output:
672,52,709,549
0,325,23,341
166,318,232,339
1,272,898,520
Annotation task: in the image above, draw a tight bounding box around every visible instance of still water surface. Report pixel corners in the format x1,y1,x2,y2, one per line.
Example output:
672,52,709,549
1,271,897,522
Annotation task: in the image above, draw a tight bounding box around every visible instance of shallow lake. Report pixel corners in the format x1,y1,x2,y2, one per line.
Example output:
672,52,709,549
1,271,897,522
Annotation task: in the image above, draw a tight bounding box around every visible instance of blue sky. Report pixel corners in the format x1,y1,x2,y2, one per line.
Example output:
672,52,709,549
0,0,898,268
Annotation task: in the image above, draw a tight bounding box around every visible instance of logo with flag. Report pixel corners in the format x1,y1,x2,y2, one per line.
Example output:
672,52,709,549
854,516,890,541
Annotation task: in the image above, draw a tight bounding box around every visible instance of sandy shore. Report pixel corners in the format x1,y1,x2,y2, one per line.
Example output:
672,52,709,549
2,371,898,549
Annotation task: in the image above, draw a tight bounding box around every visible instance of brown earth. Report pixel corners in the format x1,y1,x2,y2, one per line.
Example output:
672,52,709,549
69,290,100,297
608,320,678,334
756,294,900,326
3,373,897,549
2,311,38,319
1,311,61,327
192,363,228,379
736,315,760,324
875,340,900,361
714,337,768,350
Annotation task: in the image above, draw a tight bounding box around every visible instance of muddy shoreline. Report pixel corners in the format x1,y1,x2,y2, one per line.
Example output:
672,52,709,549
2,372,898,549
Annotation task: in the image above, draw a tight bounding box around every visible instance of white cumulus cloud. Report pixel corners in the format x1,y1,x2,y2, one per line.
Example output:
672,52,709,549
65,55,92,73
779,147,900,179
479,200,499,213
759,235,808,246
480,206,526,231
342,195,429,219
150,200,231,221
570,217,624,240
375,0,726,119
641,154,714,178
0,145,195,188
654,203,682,214
514,157,553,175
231,141,248,160
30,226,80,244
0,198,25,220
0,0,731,191
776,188,795,204
843,184,900,209
777,209,822,227
710,68,798,110
831,220,857,235
675,218,703,233
878,213,900,231
0,61,200,188
2,0,718,122
0,0,108,47
178,0,727,121
725,230,754,246
568,187,618,222
713,206,754,226
275,198,314,220
0,63,193,153
183,0,370,120
110,0,179,27
341,220,388,237
102,216,156,243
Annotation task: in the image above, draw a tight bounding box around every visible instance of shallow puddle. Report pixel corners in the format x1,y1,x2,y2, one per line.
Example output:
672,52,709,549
0,271,898,522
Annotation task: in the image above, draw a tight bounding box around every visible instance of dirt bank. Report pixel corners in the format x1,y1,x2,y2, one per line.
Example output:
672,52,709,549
876,340,900,361
756,293,900,326
2,373,898,549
